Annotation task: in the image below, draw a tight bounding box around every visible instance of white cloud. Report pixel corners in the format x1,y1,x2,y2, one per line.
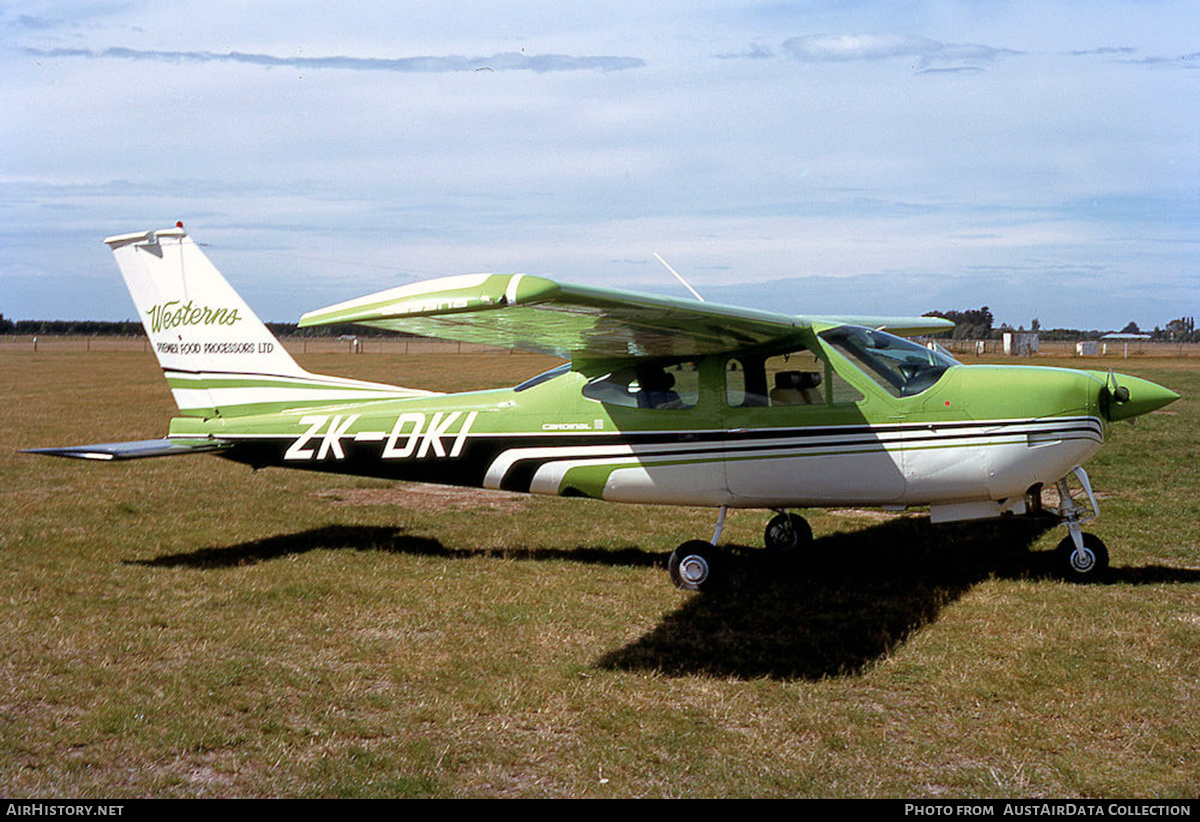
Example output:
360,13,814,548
25,46,646,74
2,1,1197,329
781,33,1021,70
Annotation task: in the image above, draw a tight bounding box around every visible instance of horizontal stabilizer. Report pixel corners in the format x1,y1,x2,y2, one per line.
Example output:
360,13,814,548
23,438,230,461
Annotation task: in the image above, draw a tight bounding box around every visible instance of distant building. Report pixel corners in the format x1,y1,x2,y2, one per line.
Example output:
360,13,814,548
1003,331,1039,356
1101,332,1150,358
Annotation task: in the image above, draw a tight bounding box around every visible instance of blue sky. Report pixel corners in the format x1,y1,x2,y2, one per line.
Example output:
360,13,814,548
3,1,1196,330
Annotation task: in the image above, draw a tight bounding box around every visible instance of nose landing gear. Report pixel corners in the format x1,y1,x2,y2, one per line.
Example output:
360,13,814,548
1051,467,1109,582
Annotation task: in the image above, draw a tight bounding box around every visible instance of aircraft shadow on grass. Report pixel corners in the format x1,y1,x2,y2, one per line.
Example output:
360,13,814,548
599,518,1200,680
125,524,660,570
128,517,1200,681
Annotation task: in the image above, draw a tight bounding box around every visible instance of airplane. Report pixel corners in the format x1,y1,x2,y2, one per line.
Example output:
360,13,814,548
25,226,1180,590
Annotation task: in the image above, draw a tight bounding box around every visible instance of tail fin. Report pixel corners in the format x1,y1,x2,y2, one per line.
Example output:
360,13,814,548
107,227,430,418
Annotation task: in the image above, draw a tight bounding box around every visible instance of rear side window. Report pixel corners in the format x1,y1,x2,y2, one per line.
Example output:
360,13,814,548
583,361,698,409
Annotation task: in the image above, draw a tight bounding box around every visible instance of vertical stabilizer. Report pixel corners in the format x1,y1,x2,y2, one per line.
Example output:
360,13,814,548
106,227,430,417
107,227,305,379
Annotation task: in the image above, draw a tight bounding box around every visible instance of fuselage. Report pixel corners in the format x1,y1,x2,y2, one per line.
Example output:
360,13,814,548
165,326,1171,522
28,230,1179,549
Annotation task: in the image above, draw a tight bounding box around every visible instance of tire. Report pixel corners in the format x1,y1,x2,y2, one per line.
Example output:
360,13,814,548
669,540,720,591
1055,533,1109,582
764,512,813,553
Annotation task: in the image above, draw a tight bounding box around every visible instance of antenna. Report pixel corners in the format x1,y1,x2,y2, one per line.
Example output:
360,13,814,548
653,252,704,302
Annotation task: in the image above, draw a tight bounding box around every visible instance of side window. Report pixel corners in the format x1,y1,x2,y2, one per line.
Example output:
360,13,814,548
727,349,862,407
583,361,698,410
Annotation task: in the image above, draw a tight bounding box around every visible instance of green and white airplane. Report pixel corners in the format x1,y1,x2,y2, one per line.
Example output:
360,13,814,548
27,226,1179,589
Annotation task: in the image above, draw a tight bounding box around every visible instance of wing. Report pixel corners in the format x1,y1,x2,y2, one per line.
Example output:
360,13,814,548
23,438,231,461
298,273,952,359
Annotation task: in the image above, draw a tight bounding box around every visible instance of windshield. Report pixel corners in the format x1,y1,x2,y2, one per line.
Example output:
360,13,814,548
820,326,959,397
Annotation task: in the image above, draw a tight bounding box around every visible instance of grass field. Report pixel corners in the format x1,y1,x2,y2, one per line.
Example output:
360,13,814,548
2,347,1197,798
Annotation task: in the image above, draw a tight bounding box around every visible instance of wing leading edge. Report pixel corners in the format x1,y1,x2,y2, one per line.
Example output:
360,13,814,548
299,273,953,359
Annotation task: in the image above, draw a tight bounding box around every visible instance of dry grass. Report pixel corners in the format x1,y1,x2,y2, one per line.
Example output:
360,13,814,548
1,346,1197,798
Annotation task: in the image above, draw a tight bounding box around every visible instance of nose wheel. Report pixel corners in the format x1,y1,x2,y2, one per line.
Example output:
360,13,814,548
1051,468,1110,582
1055,532,1109,582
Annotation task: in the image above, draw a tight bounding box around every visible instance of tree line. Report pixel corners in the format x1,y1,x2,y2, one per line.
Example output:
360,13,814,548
0,314,403,338
922,308,1199,343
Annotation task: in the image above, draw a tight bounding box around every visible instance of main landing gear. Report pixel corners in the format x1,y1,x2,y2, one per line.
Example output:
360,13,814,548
1049,467,1109,582
668,540,720,591
764,511,813,554
668,507,813,591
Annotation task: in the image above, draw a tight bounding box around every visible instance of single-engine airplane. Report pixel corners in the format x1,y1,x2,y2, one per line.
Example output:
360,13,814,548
26,227,1179,589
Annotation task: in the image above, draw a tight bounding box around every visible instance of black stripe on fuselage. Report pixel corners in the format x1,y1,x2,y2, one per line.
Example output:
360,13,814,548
204,416,1102,493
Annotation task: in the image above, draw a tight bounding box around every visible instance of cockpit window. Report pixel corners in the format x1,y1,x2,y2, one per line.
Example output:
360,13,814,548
726,347,862,407
820,326,958,397
582,361,698,410
514,363,571,392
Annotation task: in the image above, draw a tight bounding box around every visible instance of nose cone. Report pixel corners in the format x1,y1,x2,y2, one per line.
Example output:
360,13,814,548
1102,374,1180,422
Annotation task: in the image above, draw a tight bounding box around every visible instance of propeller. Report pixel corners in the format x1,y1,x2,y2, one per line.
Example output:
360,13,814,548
1107,368,1130,403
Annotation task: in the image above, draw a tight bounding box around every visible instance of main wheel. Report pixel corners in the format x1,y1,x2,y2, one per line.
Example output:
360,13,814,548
764,512,813,553
669,540,719,591
1054,532,1109,582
